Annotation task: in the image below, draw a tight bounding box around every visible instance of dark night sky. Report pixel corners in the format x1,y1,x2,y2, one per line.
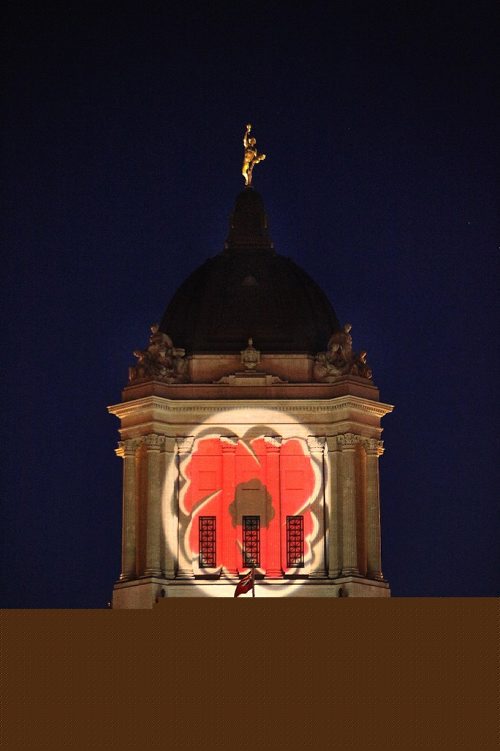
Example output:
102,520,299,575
2,1,498,606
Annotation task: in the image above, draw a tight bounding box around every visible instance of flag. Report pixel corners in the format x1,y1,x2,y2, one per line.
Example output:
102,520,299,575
234,567,255,597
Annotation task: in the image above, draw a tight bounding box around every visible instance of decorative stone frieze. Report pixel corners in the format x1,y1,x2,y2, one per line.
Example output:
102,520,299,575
313,323,373,382
129,324,188,384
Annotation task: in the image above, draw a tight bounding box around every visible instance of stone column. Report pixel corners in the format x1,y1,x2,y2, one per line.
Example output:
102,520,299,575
264,435,282,578
307,436,327,577
337,433,359,576
143,434,164,577
161,436,177,579
116,439,139,581
326,436,341,578
364,438,385,580
176,437,195,578
220,435,238,574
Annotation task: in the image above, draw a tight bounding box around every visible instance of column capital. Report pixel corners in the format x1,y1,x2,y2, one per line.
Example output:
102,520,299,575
162,436,177,453
361,437,385,456
306,435,326,454
326,435,340,452
336,432,360,450
220,435,238,452
176,436,195,455
143,433,165,451
264,435,282,451
115,438,141,458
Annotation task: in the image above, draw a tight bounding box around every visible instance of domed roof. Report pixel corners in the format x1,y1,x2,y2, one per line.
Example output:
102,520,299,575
160,188,339,354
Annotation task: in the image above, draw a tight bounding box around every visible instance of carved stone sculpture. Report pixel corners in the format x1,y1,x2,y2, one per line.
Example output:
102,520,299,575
350,350,373,380
240,337,260,370
129,324,187,384
313,323,373,382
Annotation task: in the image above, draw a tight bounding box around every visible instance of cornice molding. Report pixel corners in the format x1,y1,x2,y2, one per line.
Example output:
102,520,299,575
108,394,394,420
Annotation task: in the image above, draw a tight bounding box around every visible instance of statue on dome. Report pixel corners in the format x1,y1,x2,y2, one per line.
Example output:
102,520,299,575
129,324,187,384
242,124,266,186
313,323,373,382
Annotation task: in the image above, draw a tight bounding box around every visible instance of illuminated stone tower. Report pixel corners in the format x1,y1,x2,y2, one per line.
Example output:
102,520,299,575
109,183,393,607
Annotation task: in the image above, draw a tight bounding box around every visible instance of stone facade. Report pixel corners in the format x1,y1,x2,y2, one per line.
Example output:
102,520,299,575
109,382,393,606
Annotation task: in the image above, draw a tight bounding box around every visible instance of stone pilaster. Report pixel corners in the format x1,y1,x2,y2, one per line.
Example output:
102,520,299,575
176,436,195,578
264,435,282,578
116,439,140,581
337,433,360,576
326,436,341,578
363,438,385,580
143,434,164,577
306,436,327,577
161,436,177,579
220,435,238,574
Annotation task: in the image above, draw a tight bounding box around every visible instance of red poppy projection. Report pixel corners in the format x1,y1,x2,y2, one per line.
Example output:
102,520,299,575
178,434,320,578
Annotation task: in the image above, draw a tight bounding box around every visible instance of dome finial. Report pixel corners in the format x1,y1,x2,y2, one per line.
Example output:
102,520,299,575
242,124,266,187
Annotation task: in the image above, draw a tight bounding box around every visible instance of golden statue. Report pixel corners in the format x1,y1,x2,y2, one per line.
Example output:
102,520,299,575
242,124,266,186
